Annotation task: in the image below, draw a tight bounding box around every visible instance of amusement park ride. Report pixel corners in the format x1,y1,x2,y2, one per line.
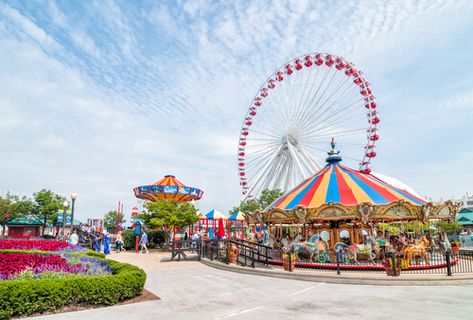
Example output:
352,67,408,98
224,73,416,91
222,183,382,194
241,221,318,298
131,52,461,271
234,52,460,270
237,52,379,200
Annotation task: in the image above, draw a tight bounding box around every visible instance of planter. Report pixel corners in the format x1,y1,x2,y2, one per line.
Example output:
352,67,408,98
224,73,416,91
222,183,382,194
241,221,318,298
282,254,296,272
228,254,238,264
385,266,401,276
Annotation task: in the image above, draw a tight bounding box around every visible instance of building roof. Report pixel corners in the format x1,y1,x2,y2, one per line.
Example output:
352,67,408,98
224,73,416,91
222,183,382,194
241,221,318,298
7,214,43,226
456,209,473,226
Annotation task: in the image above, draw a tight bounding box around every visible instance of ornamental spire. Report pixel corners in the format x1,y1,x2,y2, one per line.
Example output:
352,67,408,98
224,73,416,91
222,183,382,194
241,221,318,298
326,138,342,163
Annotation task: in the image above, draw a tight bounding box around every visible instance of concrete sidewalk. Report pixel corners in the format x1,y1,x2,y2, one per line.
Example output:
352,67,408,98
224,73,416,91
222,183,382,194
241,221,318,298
28,251,473,320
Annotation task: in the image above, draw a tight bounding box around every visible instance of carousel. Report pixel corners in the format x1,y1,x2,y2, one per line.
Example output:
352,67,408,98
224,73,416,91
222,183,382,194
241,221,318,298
244,140,460,270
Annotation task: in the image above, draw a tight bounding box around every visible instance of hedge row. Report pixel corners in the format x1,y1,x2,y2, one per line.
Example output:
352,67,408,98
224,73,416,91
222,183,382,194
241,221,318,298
0,249,106,259
0,259,146,319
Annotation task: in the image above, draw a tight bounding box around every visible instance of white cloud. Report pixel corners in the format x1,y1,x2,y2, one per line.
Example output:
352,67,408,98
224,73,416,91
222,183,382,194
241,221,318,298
0,0,472,221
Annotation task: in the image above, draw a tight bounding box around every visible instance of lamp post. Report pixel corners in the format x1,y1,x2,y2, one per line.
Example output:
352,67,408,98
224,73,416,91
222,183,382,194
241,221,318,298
62,200,69,238
70,192,77,230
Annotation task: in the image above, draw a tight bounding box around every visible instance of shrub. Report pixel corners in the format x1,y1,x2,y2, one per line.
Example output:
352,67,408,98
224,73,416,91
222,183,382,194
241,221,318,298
85,250,106,259
0,259,146,319
122,229,136,250
0,249,105,259
147,230,169,248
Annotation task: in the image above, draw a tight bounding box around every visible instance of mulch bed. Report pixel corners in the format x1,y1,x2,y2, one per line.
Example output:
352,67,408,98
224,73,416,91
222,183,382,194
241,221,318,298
17,289,160,318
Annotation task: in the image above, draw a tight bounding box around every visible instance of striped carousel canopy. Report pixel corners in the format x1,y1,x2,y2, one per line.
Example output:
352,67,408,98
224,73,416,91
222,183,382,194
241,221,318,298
268,149,426,211
229,211,245,221
133,175,204,203
205,209,227,220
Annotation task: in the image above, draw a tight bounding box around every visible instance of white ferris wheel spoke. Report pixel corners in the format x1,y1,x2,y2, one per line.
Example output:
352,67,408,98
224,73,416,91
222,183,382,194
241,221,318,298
238,53,379,198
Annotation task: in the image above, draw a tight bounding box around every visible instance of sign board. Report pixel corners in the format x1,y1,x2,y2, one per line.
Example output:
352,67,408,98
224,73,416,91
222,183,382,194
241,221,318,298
57,210,64,223
132,207,139,217
134,221,141,236
65,209,72,225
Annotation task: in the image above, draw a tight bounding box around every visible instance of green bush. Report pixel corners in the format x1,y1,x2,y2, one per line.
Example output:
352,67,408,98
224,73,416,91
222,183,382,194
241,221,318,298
85,250,106,259
147,230,169,248
122,229,136,250
122,229,170,250
0,249,54,255
0,259,146,319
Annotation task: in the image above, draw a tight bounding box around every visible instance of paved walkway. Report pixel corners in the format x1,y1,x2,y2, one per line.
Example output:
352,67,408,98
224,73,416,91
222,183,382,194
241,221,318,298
30,251,473,320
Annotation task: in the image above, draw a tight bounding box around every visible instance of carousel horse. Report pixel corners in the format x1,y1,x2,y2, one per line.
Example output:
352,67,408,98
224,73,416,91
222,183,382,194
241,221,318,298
305,239,331,263
334,242,351,263
439,232,451,254
405,239,430,265
419,235,435,254
348,236,379,265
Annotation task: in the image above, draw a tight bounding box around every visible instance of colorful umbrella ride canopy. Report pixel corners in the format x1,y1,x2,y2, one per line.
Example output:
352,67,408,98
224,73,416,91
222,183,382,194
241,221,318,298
268,146,425,211
134,175,204,202
217,218,226,238
229,211,245,221
205,209,227,220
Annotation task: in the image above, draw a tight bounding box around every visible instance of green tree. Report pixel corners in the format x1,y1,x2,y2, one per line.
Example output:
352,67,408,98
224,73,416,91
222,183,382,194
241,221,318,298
435,221,462,235
0,193,34,235
258,188,284,209
0,195,13,236
33,189,65,235
140,199,198,231
103,210,126,232
230,198,260,215
230,189,284,214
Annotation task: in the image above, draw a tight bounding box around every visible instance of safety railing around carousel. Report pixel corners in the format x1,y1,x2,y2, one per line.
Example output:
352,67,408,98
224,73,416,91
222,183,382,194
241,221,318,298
194,239,473,277
229,239,272,267
198,239,270,268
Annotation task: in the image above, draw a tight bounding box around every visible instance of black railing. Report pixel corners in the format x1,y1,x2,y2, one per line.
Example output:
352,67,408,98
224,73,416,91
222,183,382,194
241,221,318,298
169,239,202,261
196,239,473,277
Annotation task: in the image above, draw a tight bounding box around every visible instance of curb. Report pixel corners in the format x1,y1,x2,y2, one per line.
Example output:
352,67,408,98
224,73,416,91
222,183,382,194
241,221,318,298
201,259,473,286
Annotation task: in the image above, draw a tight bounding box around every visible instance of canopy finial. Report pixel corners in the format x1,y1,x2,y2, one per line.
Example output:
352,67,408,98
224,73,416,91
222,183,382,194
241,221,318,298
326,138,342,163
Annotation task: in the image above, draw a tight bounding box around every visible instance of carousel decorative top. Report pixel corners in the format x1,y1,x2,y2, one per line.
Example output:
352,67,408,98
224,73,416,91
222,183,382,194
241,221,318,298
253,141,458,225
268,146,425,211
133,175,203,202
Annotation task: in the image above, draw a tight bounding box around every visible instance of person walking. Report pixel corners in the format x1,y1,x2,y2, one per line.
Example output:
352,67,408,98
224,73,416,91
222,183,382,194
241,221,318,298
115,231,124,253
103,232,111,255
140,230,149,254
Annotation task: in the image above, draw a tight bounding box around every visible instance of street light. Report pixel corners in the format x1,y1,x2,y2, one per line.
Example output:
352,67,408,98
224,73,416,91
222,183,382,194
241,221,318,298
70,192,77,230
62,200,69,238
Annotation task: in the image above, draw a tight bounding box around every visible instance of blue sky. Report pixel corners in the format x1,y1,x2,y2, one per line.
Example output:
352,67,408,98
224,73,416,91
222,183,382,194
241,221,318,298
1,0,472,222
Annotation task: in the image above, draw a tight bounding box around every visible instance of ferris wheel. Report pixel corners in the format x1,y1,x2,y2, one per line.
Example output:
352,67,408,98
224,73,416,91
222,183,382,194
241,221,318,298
237,52,379,199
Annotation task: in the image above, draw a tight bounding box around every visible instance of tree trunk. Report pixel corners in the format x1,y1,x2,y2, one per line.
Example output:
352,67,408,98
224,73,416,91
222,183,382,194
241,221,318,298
1,224,5,236
43,215,47,236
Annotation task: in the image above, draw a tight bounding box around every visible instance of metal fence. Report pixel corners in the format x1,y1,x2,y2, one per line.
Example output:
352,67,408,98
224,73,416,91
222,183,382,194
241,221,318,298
197,239,473,277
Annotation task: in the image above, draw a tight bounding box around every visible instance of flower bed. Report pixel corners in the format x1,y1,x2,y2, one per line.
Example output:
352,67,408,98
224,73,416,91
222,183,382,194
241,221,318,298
0,253,83,280
0,239,145,319
0,239,70,251
0,260,146,319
